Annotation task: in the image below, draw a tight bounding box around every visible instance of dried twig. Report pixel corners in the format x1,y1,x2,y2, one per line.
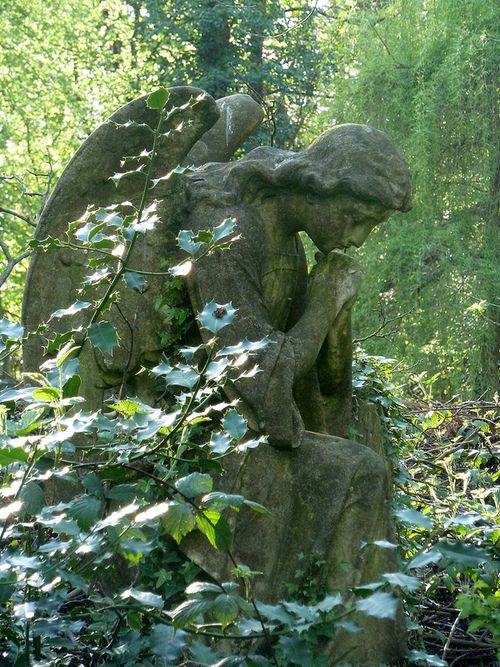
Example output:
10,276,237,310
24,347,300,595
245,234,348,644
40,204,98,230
354,310,411,344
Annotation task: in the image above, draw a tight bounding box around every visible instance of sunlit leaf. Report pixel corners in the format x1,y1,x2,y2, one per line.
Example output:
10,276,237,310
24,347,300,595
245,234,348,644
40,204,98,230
0,319,24,340
355,591,399,620
147,87,170,109
196,510,231,551
32,386,61,403
177,229,203,256
223,409,247,441
121,588,164,608
175,473,213,498
209,431,232,454
197,301,237,333
212,218,236,242
161,501,196,543
382,572,420,592
185,581,222,595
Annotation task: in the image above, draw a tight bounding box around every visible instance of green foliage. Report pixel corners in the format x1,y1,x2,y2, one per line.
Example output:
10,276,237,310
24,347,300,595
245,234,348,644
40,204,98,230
353,350,500,663
312,0,499,399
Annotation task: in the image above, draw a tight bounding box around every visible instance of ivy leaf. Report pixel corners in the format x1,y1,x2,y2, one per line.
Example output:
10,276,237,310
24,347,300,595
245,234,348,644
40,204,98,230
0,318,24,340
356,591,399,620
213,593,239,629
88,321,119,354
408,650,447,666
197,301,237,333
161,501,196,543
175,473,213,498
121,588,164,609
196,510,231,551
223,410,247,441
147,87,170,109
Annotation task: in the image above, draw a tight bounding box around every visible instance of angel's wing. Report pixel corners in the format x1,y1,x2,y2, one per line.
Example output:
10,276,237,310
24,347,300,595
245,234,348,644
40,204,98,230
22,86,263,407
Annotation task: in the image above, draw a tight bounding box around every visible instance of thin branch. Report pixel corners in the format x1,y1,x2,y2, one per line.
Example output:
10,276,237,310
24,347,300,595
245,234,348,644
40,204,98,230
354,310,411,344
0,239,31,287
0,206,35,227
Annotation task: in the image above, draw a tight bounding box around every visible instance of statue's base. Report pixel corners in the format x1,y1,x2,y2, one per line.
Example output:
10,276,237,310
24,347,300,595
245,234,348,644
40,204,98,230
182,431,407,665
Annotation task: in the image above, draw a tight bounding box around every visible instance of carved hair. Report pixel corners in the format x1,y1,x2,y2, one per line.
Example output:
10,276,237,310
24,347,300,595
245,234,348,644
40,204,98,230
186,123,411,212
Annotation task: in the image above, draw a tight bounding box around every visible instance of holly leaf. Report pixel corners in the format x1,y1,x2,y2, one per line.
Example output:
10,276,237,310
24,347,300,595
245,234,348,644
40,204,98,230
356,591,399,620
395,507,433,529
197,301,237,333
213,218,236,242
223,409,247,441
124,271,146,291
147,87,170,109
88,321,119,354
0,319,24,340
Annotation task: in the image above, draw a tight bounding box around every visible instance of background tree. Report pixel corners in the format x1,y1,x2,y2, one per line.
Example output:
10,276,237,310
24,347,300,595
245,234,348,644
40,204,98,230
312,0,499,399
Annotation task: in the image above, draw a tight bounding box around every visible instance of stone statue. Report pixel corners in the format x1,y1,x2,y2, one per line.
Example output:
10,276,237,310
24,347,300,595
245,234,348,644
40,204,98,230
180,122,411,665
22,87,411,665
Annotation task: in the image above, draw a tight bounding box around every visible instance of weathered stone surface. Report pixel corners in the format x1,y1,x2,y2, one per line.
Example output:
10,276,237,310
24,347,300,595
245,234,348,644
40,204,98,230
22,93,412,664
181,123,411,664
22,89,263,408
186,93,264,166
183,433,404,664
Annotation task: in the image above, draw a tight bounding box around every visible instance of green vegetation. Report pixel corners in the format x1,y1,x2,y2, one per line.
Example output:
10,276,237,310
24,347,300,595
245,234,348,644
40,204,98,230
0,1,498,665
313,0,499,398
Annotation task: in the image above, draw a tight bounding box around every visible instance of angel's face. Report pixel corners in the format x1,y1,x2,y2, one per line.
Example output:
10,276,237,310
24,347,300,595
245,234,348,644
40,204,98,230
281,192,392,253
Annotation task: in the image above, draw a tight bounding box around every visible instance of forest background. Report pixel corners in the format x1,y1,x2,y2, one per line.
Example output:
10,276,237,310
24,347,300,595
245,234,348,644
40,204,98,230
0,0,498,401
0,1,498,665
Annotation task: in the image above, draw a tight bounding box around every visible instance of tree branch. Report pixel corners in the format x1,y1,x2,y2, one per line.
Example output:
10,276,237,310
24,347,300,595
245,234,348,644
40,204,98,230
0,238,31,287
